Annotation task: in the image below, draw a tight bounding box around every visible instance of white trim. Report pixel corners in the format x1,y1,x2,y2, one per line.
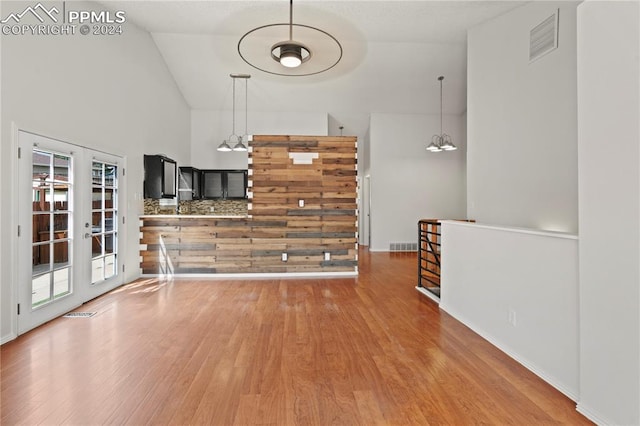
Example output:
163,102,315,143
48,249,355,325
439,302,580,402
1,333,17,345
9,122,19,340
576,402,612,426
415,286,440,304
440,220,578,240
141,271,358,280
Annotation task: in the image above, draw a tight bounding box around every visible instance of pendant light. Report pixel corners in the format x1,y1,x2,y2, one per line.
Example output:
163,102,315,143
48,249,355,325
217,74,238,152
233,74,251,152
237,0,342,77
218,74,250,152
427,76,457,152
217,139,232,152
270,0,310,68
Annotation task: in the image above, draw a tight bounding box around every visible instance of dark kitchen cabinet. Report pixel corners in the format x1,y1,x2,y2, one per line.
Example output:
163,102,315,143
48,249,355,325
178,167,202,200
202,170,247,200
144,155,177,199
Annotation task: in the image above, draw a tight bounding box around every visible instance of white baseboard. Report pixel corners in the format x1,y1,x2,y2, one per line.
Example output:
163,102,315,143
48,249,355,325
415,286,440,303
141,271,358,280
576,402,612,426
1,333,17,345
439,303,580,402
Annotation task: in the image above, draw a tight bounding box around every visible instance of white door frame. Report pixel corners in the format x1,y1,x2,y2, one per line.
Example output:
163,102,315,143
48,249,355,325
15,129,126,335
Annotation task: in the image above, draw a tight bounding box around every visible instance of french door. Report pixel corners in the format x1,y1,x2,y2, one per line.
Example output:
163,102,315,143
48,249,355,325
17,131,125,334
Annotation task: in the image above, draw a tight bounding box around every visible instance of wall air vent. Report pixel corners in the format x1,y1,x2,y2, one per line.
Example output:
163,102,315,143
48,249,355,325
529,9,559,63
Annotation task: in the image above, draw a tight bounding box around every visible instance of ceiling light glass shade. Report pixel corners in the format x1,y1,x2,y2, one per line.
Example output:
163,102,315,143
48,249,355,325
232,136,248,152
217,140,232,152
440,134,457,151
426,136,443,152
272,42,311,68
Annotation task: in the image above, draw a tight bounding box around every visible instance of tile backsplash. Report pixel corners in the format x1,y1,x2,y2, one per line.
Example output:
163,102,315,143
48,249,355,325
144,199,248,216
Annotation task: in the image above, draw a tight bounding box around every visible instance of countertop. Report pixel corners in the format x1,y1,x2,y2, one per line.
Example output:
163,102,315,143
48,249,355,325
139,215,250,219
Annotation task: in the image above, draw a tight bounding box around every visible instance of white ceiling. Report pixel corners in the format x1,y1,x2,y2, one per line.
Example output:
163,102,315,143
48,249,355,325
98,1,527,116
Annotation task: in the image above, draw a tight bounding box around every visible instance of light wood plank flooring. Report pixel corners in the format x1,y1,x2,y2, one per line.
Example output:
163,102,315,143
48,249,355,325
1,249,591,425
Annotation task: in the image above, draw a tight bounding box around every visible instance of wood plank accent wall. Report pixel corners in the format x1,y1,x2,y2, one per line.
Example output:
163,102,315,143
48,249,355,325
139,135,358,274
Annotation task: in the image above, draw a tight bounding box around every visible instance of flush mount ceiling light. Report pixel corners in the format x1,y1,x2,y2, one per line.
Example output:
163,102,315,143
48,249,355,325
218,74,251,152
427,76,457,153
237,0,342,77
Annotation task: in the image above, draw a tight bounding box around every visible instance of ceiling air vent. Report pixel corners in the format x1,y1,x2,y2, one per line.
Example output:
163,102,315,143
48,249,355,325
529,9,559,63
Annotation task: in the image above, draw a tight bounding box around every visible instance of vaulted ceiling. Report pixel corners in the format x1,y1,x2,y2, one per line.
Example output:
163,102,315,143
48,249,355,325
99,1,526,116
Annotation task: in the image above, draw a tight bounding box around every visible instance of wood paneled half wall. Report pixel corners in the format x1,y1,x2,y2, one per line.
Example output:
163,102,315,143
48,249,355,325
140,135,358,275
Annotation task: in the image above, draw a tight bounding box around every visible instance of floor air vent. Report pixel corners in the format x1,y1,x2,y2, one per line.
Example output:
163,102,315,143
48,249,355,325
389,242,418,252
63,312,96,318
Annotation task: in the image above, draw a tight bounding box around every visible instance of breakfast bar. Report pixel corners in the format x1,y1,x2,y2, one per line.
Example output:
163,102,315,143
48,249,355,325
139,135,359,276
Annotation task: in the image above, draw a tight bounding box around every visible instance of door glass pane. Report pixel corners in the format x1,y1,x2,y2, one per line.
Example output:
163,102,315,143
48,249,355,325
105,165,116,187
33,151,52,182
92,235,103,257
52,241,69,265
91,161,118,284
33,184,51,212
53,267,70,298
104,188,114,208
104,233,115,254
32,273,51,307
104,255,116,279
92,211,103,233
31,149,73,308
92,162,103,185
53,184,69,211
54,154,70,183
33,242,51,273
92,258,104,283
53,213,68,238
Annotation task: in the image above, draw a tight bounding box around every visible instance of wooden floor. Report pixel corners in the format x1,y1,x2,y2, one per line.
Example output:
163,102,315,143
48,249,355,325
1,249,590,425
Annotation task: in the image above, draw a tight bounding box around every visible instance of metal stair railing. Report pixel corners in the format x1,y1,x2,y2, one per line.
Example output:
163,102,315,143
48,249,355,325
418,219,441,298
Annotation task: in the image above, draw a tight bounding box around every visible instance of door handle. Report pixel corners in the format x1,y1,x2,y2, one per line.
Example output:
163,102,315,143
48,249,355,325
84,233,91,239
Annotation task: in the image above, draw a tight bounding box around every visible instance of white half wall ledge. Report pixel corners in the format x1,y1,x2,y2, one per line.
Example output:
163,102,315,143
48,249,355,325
439,220,578,240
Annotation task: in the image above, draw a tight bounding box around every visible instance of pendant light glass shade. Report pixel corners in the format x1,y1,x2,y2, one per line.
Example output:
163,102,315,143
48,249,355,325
233,136,247,152
427,76,457,153
427,136,442,152
279,45,303,67
217,140,232,152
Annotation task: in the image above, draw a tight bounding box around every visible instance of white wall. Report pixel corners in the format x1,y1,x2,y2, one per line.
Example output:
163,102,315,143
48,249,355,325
467,1,579,234
369,113,466,251
576,2,640,424
190,109,328,170
0,1,191,342
440,221,579,400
